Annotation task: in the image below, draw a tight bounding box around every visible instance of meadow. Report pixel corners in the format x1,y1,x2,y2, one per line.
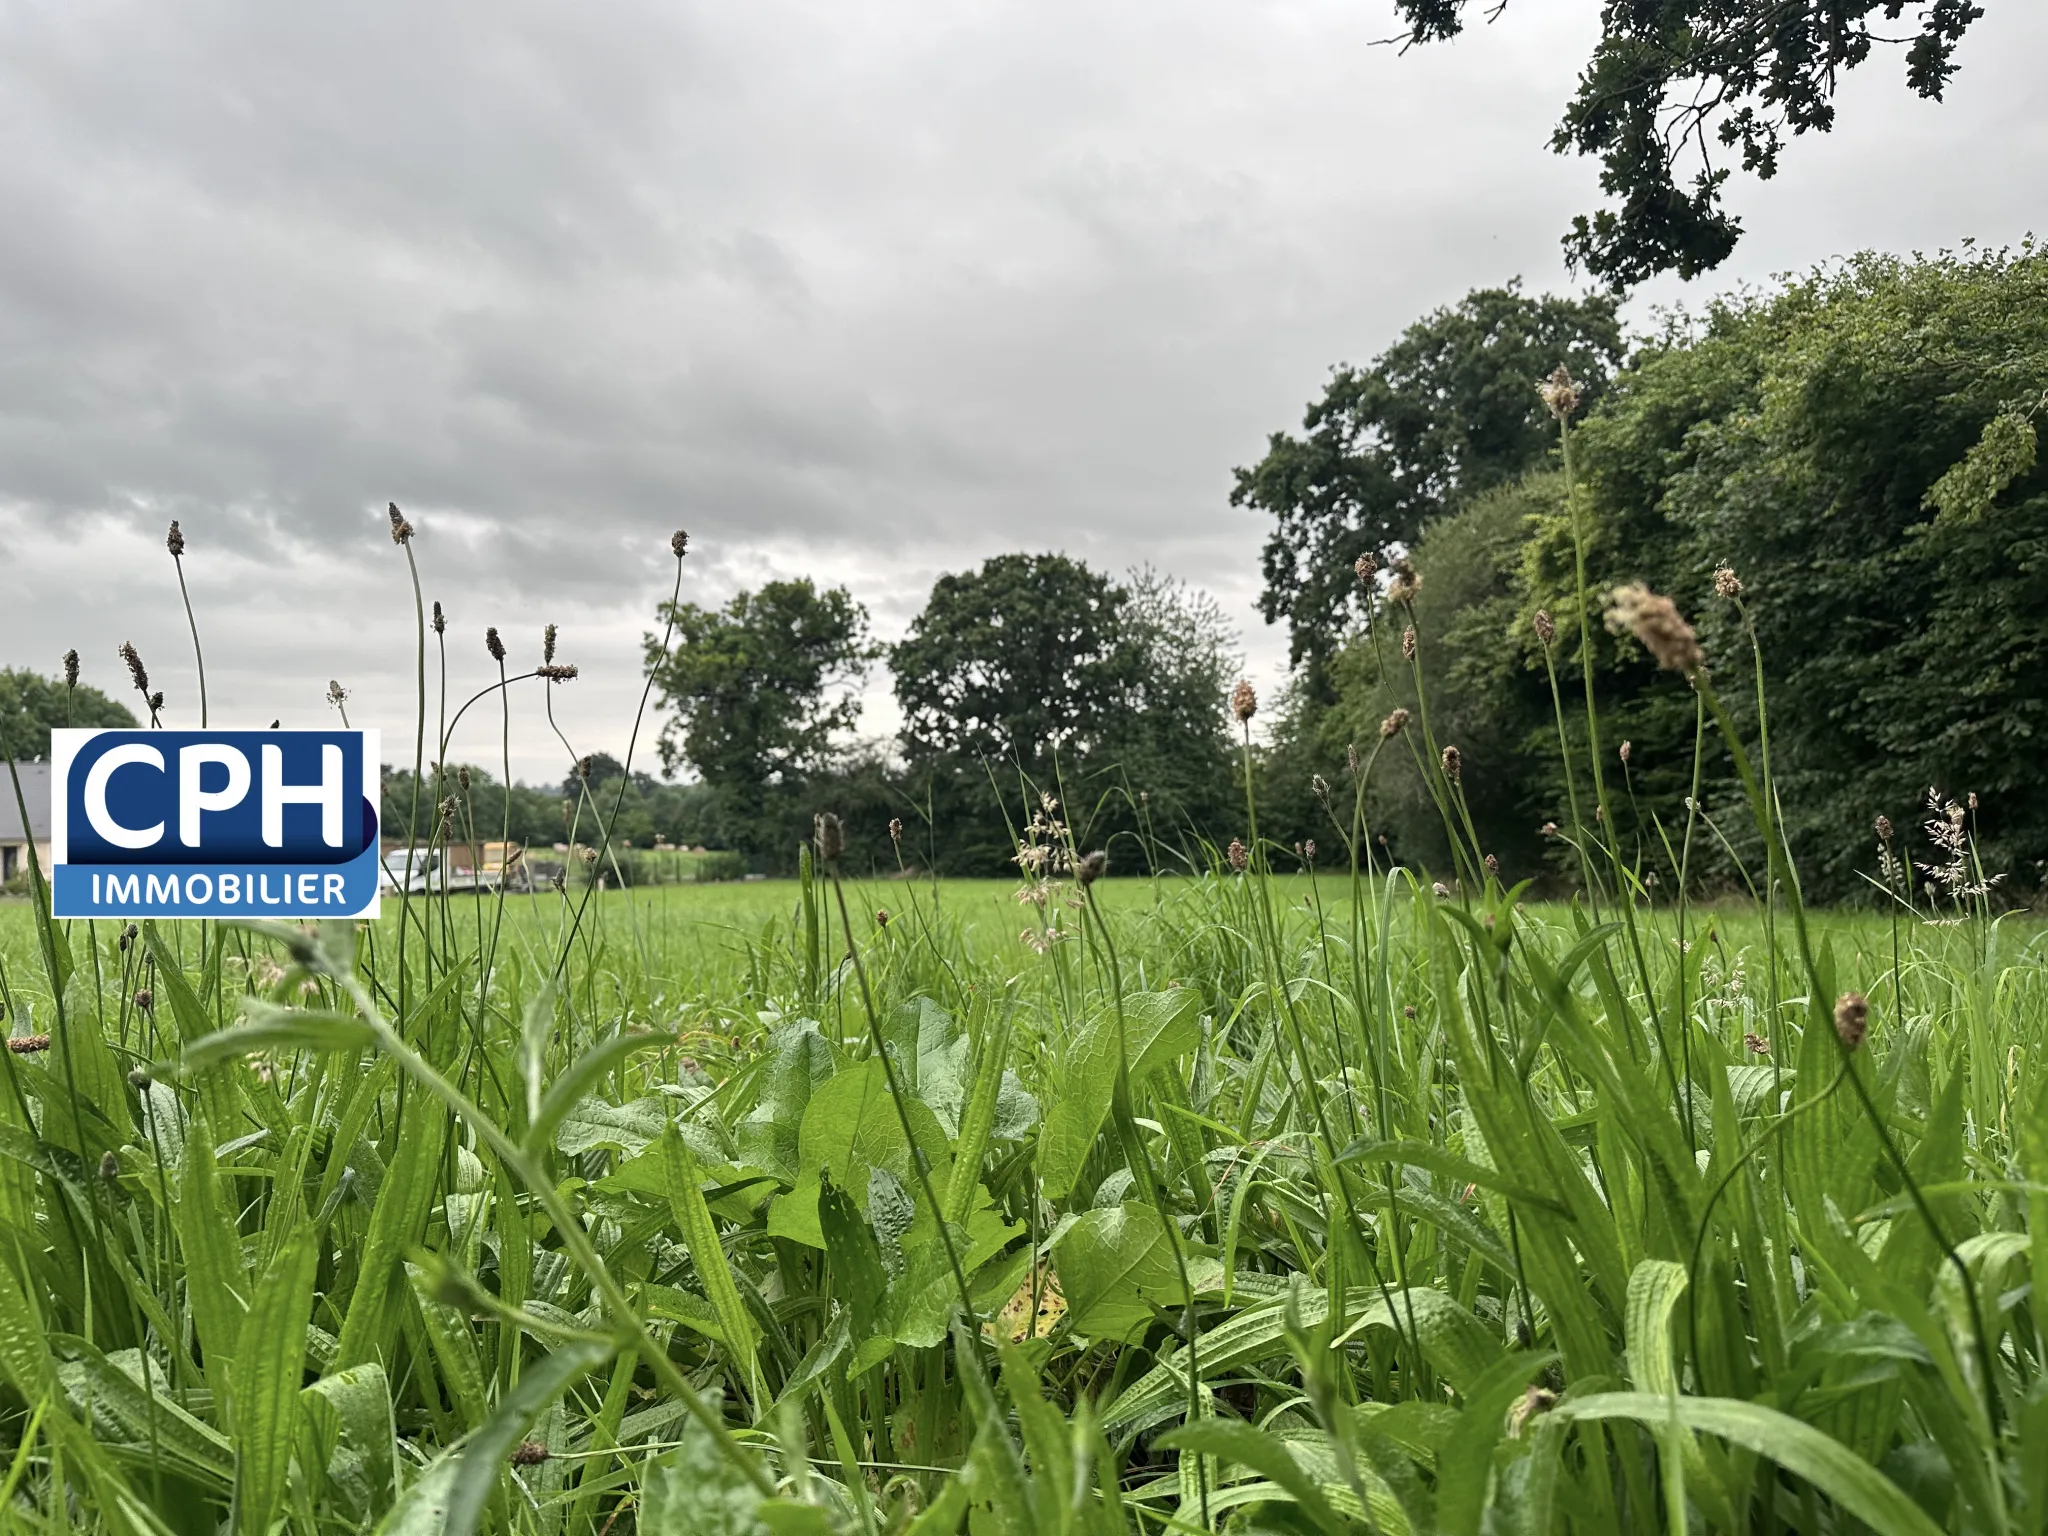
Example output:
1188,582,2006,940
0,844,2043,1534
0,466,2042,1535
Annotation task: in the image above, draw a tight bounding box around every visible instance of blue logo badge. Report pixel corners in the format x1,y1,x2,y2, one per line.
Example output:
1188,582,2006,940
50,729,382,919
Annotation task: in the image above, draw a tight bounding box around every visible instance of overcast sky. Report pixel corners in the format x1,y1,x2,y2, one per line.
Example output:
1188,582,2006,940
2,1,2042,786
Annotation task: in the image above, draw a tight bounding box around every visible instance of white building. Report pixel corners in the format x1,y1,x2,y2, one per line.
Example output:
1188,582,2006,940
1,761,53,886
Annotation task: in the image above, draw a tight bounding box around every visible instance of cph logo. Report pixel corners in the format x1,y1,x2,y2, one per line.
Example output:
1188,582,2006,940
49,729,381,919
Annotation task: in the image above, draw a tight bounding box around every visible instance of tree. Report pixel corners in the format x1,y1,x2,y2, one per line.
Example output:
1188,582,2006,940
0,667,137,758
892,554,1135,769
647,578,877,862
1087,567,1240,863
1556,245,2048,895
1312,247,2048,898
1236,283,1623,690
890,555,1240,871
1390,0,1986,287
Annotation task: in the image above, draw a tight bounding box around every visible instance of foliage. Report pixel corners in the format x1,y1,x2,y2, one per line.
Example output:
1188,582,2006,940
893,553,1135,769
648,579,879,862
892,556,1237,874
1290,248,2048,899
1388,0,1988,285
0,667,137,758
1558,245,2048,896
1236,283,1623,687
4,285,2044,1536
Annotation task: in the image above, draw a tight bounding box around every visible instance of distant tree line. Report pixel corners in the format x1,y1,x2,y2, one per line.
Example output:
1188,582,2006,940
1247,246,2048,901
642,558,1240,875
12,249,2041,901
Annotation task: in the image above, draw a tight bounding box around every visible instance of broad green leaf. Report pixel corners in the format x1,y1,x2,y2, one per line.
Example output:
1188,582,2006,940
1625,1258,1688,1397
1038,990,1202,1198
175,1114,250,1406
53,1337,234,1490
664,1123,762,1407
1053,1203,1190,1342
179,1003,375,1076
1159,1418,1349,1536
640,1408,772,1536
526,1030,673,1157
233,1224,318,1535
334,1083,449,1370
1107,1285,1501,1435
1558,1393,1947,1536
553,1094,669,1157
734,1022,837,1182
301,1362,397,1528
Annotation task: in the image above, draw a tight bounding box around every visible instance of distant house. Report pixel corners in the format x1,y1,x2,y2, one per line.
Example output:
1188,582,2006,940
1,762,53,885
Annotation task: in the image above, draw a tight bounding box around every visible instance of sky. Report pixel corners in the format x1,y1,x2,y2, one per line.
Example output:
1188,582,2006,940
2,0,2042,786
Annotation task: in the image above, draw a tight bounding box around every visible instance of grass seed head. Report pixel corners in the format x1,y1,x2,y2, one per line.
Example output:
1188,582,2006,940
485,626,506,663
1604,582,1704,675
165,519,184,557
6,1035,51,1055
543,623,557,664
1620,740,1632,765
1536,364,1579,422
1744,1033,1770,1055
1387,557,1420,605
1354,553,1377,586
62,649,79,689
148,691,164,715
537,664,578,682
326,680,348,708
1833,992,1869,1052
888,817,903,843
1230,679,1257,723
387,502,414,544
1077,849,1107,887
118,641,150,697
1875,813,1894,841
671,529,689,559
814,811,844,862
1226,838,1248,873
1402,626,1417,660
1532,608,1555,646
1485,853,1499,876
1380,707,1410,738
1440,744,1462,781
1347,742,1360,776
431,600,446,634
1713,565,1743,599
511,1442,549,1467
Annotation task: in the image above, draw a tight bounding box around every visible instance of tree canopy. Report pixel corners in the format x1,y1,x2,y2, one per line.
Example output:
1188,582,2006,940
1390,0,1988,286
649,579,876,788
891,554,1136,770
1235,283,1623,687
1272,244,2048,899
0,667,138,759
645,578,879,862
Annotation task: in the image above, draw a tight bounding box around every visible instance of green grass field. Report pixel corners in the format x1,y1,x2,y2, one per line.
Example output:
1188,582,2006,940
0,856,2042,1536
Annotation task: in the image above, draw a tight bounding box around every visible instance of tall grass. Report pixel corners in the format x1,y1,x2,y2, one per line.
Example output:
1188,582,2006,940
0,504,2041,1536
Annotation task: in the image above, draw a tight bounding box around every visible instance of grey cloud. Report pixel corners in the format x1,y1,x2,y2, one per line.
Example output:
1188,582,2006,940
2,0,2042,783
